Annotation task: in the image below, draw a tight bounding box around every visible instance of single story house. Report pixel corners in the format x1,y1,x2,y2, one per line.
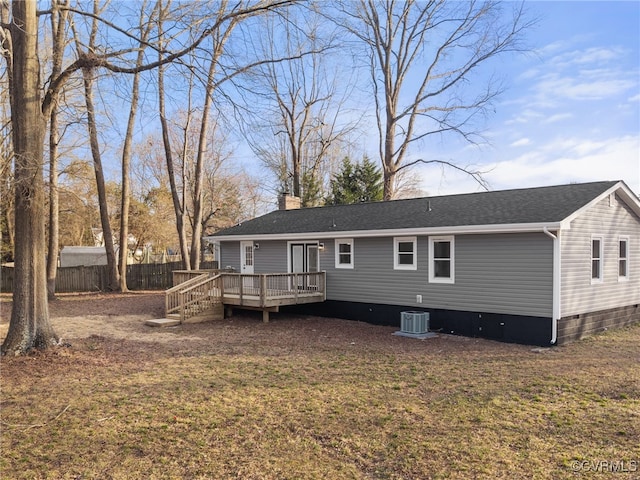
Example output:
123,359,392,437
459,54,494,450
206,181,640,346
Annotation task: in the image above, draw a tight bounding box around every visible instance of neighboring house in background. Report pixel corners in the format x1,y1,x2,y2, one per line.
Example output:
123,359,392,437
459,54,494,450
59,246,110,267
207,181,640,346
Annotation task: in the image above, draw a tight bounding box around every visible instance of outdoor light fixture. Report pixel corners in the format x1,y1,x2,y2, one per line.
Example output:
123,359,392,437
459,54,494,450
254,243,259,249
318,243,325,251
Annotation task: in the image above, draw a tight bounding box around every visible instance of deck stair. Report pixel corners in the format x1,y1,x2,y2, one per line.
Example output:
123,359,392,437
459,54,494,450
156,270,327,326
165,272,224,324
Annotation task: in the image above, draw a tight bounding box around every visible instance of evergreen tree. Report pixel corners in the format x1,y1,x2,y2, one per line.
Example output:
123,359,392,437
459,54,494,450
325,156,383,205
357,156,384,203
301,169,324,207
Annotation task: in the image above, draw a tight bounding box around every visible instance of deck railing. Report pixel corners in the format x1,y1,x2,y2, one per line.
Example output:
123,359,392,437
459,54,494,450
220,272,326,306
166,271,326,322
166,273,209,317
166,273,223,323
172,269,228,287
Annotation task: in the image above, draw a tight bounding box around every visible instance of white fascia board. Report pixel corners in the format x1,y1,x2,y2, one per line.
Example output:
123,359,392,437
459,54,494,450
616,183,640,217
208,222,563,243
561,181,640,229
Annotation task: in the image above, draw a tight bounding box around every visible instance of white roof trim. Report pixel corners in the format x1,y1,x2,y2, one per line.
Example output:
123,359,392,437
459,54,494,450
560,181,640,228
206,221,564,243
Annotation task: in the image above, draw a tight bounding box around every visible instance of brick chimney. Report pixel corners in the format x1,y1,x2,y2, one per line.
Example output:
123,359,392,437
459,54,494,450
278,193,301,210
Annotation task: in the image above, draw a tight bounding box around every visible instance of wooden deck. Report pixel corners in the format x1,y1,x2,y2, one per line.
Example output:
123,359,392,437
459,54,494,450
165,271,326,323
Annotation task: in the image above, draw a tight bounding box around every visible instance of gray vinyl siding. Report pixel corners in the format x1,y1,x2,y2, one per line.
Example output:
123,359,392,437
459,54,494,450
253,241,288,273
323,233,553,318
219,233,554,318
219,240,306,273
561,194,640,317
220,241,240,270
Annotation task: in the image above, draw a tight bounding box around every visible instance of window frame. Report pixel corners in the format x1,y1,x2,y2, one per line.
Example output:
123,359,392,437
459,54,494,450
394,236,417,270
618,236,629,281
591,234,604,284
334,238,354,269
428,235,455,284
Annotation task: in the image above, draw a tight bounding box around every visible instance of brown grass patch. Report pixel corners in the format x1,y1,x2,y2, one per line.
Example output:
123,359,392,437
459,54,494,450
1,293,639,479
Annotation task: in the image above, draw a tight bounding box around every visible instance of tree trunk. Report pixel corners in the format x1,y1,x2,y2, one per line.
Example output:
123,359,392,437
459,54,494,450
46,0,69,300
81,68,120,290
382,108,396,200
158,77,190,269
118,14,148,291
118,133,131,292
2,0,59,355
46,106,60,300
189,53,218,270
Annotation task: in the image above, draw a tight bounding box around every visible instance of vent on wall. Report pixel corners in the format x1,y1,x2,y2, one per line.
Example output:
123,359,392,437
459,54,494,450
401,311,429,334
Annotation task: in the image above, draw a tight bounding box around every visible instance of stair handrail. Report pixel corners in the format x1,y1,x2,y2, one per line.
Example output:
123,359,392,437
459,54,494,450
177,273,223,322
167,273,209,294
165,273,209,316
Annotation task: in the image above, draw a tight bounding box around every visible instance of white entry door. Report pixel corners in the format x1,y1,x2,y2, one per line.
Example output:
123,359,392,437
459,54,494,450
240,241,255,291
240,241,254,275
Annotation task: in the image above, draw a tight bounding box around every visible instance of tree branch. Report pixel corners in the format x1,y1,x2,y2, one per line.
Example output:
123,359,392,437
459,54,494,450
41,0,299,116
397,157,492,191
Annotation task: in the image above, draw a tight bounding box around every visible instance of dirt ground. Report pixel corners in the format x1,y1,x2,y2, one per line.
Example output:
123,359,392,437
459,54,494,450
0,291,168,344
0,290,492,358
2,291,639,480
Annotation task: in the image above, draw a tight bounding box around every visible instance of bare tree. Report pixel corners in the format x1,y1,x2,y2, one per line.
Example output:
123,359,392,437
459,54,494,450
0,102,13,264
243,7,360,204
45,0,71,299
1,0,59,353
335,0,531,199
157,0,300,269
156,5,190,269
117,0,153,292
72,0,120,291
0,44,13,263
57,160,100,247
130,137,179,254
1,0,295,354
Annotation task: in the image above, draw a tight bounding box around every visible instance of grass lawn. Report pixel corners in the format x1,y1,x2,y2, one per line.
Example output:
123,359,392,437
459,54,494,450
1,312,639,479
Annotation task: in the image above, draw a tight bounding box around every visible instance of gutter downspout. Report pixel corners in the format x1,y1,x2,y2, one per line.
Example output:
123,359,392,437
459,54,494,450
543,227,560,345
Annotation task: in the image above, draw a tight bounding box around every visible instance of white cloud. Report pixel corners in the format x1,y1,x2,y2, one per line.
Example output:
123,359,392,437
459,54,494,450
549,47,626,68
544,113,573,124
510,138,532,147
535,71,636,101
486,135,640,193
536,34,596,58
417,135,640,196
504,109,545,125
513,42,639,112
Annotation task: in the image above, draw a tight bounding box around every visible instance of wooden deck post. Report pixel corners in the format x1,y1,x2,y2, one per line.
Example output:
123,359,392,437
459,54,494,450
262,309,269,323
260,274,267,308
322,271,326,300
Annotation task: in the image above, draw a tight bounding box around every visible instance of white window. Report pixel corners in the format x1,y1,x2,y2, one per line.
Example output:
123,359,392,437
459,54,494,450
335,239,354,269
429,236,454,284
619,236,629,280
591,235,603,283
394,237,417,270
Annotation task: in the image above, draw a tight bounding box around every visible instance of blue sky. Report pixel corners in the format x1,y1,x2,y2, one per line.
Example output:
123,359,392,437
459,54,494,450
413,1,640,196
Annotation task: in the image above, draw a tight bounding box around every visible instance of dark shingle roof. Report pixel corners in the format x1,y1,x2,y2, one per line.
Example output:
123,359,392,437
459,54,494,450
213,181,619,237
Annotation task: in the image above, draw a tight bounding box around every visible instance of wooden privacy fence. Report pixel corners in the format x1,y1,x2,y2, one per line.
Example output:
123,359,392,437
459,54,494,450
0,261,217,293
